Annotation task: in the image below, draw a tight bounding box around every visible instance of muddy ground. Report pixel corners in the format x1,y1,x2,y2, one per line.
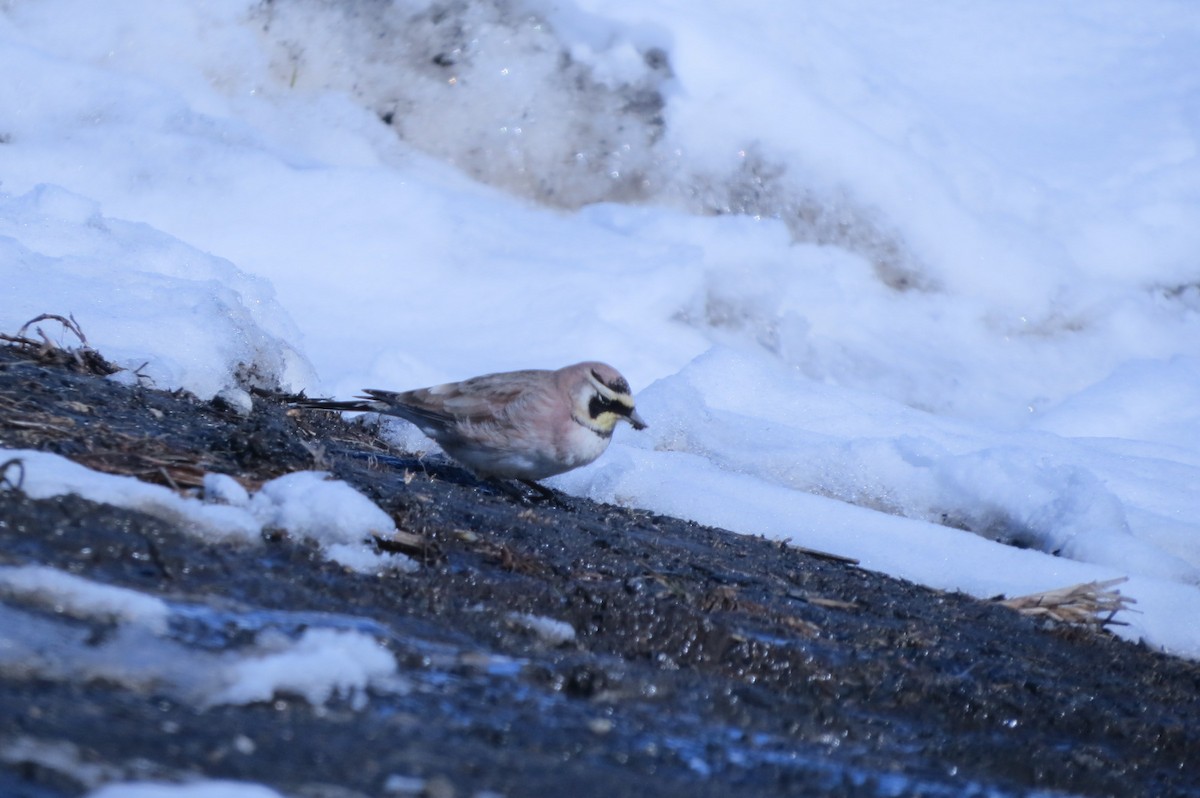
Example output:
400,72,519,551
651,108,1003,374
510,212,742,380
0,342,1197,798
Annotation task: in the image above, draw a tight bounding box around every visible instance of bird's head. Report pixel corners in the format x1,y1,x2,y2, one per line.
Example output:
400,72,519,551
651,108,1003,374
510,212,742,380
565,361,647,435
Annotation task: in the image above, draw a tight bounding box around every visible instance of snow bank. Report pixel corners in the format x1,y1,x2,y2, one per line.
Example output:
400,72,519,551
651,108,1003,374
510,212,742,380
588,348,1200,583
555,347,1200,657
0,186,314,400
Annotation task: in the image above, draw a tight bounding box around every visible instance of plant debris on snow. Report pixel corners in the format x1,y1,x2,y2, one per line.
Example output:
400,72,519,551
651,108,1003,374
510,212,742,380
998,577,1136,629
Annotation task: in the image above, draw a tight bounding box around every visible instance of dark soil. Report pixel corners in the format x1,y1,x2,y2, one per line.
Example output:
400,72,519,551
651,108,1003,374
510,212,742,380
1,343,1198,798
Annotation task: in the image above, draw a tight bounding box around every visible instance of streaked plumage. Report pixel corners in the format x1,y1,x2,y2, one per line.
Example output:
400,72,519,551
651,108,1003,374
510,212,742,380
297,361,646,484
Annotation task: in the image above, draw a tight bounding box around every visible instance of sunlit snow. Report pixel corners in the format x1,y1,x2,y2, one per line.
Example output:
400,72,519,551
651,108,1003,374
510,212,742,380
1,0,1198,665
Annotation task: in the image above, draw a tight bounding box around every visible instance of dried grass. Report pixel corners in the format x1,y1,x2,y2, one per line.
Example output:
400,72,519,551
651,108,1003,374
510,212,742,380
998,577,1135,629
1,313,120,376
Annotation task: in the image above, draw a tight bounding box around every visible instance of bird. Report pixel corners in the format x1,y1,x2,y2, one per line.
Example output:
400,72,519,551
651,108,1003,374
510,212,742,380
296,361,647,494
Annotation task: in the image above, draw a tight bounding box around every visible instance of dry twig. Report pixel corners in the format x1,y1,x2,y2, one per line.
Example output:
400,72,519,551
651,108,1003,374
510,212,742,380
3,314,120,376
779,539,860,566
0,458,25,491
74,451,212,490
372,529,432,559
16,313,90,348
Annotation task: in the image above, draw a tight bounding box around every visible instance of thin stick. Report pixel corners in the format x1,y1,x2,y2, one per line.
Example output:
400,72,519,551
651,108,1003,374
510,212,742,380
0,458,25,491
16,313,90,348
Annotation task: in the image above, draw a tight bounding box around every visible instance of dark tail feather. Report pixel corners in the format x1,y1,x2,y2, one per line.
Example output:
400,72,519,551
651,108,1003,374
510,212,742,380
292,398,380,413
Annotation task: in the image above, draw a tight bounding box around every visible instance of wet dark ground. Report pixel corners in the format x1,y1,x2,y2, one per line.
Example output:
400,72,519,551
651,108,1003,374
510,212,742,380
0,343,1198,798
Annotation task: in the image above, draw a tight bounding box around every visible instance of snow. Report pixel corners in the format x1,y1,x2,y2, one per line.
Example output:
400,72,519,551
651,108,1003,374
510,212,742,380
1,0,1198,662
0,564,170,633
87,781,286,798
4,448,416,573
10,448,261,544
0,571,402,711
0,186,314,401
205,628,399,710
508,613,578,646
248,470,392,545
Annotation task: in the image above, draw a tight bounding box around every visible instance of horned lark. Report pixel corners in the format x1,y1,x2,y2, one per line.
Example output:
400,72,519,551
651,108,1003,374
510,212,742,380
298,362,646,488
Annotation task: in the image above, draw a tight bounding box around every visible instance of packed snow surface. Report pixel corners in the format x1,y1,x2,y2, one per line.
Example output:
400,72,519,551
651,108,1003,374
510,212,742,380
1,0,1199,658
